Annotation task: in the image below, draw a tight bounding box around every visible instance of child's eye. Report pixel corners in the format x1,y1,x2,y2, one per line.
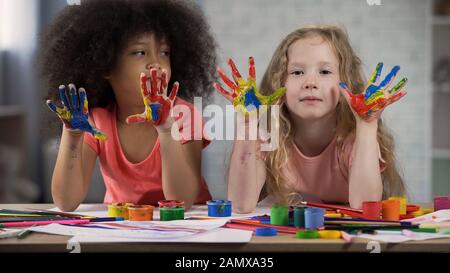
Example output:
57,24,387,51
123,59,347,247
320,70,332,75
161,50,170,56
290,70,304,75
131,51,146,56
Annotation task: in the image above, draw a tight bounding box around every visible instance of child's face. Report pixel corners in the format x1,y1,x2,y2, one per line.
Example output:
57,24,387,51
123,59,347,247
108,33,171,108
284,36,340,121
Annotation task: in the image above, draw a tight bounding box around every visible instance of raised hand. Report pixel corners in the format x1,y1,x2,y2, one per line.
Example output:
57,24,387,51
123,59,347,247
46,84,107,140
214,57,286,114
339,63,408,120
126,68,179,126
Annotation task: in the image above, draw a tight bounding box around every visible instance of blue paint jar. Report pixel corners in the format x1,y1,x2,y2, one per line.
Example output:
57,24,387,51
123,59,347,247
304,208,325,229
207,200,232,217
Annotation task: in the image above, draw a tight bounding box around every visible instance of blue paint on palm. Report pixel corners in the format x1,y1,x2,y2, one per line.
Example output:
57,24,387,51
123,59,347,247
70,112,93,132
150,104,161,122
364,65,400,101
364,84,379,101
244,88,261,111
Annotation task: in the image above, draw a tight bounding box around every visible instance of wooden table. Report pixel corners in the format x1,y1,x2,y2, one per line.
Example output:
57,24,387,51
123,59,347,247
1,204,449,253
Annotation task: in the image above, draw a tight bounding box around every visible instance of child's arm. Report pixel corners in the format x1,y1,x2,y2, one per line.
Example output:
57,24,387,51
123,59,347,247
228,127,267,213
157,127,203,210
51,128,97,211
339,63,407,208
126,69,203,209
214,57,285,213
46,84,105,211
348,121,383,208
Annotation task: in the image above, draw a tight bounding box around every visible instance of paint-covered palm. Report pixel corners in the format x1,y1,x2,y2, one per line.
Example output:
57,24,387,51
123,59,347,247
126,68,179,126
339,63,408,119
214,57,286,114
46,84,107,140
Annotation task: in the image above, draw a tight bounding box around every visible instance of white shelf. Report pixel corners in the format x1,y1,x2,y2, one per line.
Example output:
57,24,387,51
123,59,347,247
433,15,450,26
433,149,450,159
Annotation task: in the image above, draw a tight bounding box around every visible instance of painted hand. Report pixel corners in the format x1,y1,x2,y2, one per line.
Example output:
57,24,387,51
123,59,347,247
126,68,179,126
46,84,107,140
214,57,286,114
339,63,407,119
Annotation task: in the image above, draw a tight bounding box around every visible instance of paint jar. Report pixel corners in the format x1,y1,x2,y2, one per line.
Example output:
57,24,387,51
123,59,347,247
293,206,306,228
434,196,450,211
107,203,133,220
160,206,185,221
304,208,325,229
207,200,232,217
270,204,289,226
128,205,154,221
388,196,407,214
362,201,382,219
158,200,185,208
382,199,400,220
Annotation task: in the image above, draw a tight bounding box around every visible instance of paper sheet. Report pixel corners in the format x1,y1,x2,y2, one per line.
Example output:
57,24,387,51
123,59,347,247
356,231,450,243
31,204,269,243
68,228,253,243
29,219,228,240
403,209,450,224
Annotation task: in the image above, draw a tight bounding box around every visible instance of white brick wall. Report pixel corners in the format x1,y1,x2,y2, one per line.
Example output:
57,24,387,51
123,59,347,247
202,0,433,202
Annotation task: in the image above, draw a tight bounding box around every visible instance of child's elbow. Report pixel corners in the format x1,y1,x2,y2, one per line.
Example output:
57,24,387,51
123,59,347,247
52,196,80,212
349,199,363,210
232,203,257,214
55,202,79,212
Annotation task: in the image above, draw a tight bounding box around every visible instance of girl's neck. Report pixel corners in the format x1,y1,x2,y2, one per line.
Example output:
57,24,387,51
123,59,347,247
115,103,144,124
291,112,337,157
115,103,150,131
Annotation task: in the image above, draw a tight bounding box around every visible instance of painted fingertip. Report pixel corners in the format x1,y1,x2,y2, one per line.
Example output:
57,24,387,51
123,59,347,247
68,83,76,90
46,100,56,111
392,65,400,73
58,85,66,90
339,82,348,90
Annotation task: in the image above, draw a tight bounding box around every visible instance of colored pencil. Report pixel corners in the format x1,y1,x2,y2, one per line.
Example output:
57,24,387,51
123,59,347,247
25,208,94,218
0,219,90,228
300,202,363,213
89,217,124,222
0,216,77,223
229,219,304,234
324,218,412,226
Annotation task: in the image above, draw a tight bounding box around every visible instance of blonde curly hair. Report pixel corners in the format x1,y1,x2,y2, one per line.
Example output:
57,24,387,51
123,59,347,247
259,25,405,205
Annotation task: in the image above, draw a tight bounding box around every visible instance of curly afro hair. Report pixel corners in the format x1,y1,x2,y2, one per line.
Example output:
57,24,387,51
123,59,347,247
40,0,217,108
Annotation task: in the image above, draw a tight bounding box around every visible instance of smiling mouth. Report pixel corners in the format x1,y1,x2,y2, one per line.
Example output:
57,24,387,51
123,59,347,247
299,96,323,102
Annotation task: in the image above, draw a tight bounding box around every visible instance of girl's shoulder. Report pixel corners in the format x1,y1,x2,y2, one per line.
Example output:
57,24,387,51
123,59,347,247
88,105,115,128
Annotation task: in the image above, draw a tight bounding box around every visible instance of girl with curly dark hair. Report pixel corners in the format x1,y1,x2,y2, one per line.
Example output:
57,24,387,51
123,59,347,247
41,0,217,211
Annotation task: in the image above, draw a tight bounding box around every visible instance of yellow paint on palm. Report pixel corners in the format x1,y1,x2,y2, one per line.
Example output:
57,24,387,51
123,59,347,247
57,108,71,120
144,98,153,121
365,90,385,105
